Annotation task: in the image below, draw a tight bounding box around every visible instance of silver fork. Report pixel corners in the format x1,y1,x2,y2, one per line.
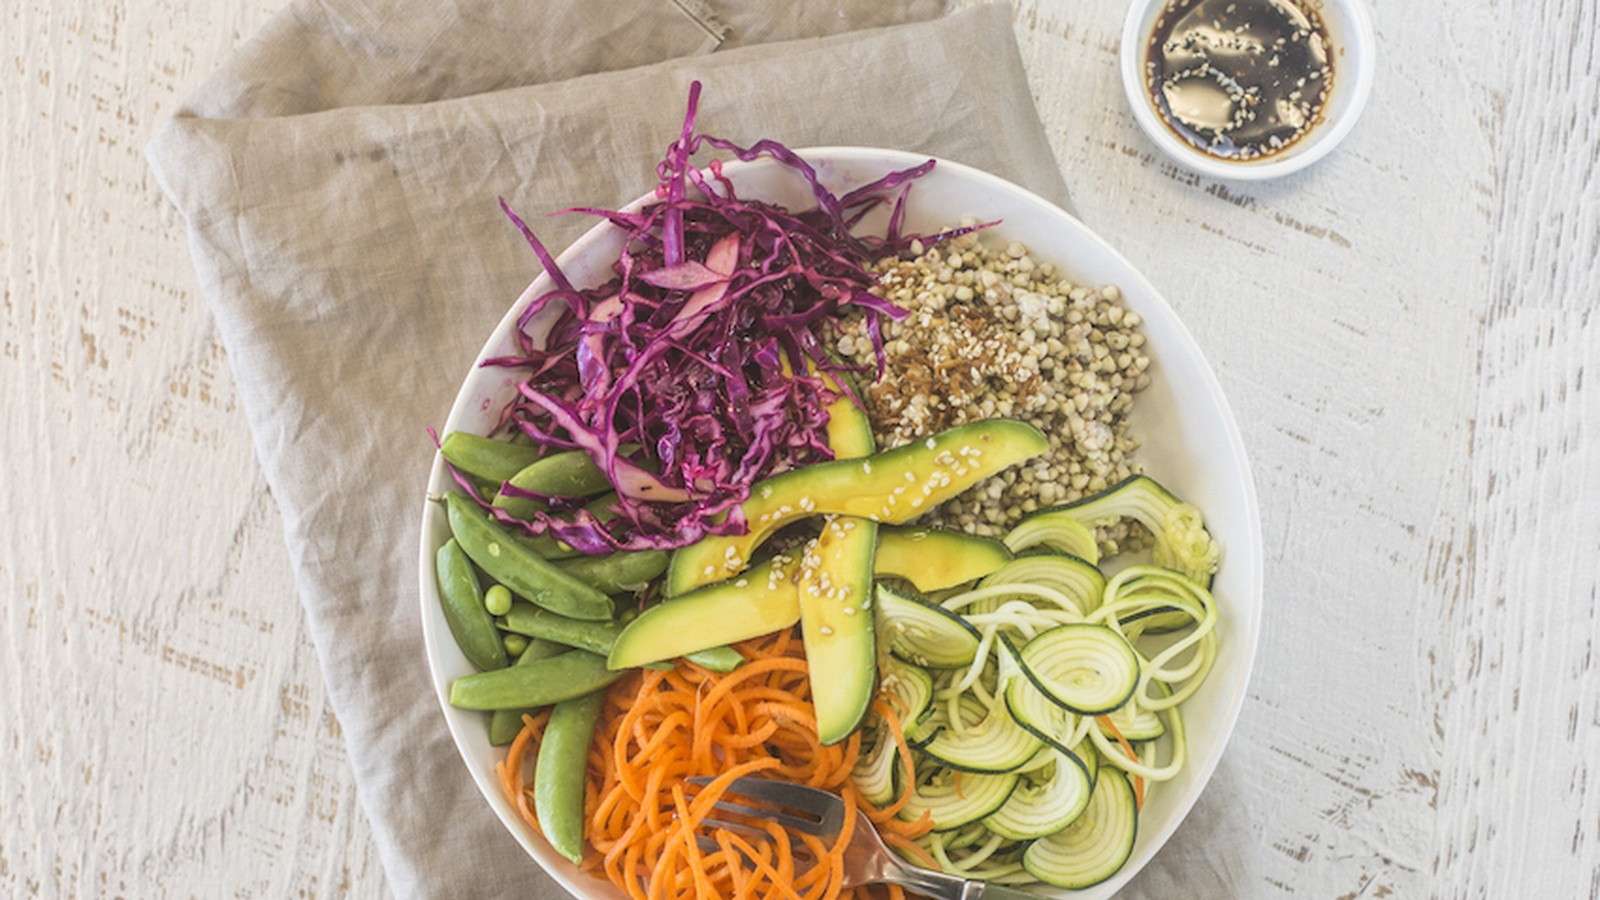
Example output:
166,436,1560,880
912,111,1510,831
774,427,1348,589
687,776,1039,900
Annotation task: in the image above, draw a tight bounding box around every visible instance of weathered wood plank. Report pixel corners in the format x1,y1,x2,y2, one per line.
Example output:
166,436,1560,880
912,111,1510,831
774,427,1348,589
1431,0,1600,894
7,0,1599,896
1,0,386,896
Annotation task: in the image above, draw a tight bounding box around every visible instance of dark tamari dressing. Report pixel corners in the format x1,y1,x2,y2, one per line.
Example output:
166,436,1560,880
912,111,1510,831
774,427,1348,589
1146,0,1333,161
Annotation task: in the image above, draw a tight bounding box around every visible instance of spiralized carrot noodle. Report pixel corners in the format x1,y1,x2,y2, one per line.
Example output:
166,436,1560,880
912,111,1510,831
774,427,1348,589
498,627,934,900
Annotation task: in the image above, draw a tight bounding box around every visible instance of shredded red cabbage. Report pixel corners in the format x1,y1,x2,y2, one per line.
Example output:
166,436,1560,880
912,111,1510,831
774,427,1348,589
479,82,948,552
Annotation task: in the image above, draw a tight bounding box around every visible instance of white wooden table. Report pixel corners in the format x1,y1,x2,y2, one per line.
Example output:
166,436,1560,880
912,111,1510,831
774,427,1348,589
6,0,1597,896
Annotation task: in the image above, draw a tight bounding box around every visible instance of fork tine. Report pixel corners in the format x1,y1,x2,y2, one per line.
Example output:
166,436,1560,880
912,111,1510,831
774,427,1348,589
698,815,776,843
687,776,847,835
694,834,724,857
698,817,822,863
700,798,829,836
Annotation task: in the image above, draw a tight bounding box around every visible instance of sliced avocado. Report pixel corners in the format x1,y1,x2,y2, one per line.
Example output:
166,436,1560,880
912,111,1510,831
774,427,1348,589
799,355,878,745
819,368,875,460
606,557,802,670
798,515,878,745
779,352,876,461
875,527,1014,593
666,419,1049,596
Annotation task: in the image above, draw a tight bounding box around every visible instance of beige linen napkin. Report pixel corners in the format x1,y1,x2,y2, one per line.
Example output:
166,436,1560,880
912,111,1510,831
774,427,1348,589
148,1,1081,897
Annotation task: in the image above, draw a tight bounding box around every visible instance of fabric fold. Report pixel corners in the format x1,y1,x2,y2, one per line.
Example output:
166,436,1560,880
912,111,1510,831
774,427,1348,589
148,2,1072,897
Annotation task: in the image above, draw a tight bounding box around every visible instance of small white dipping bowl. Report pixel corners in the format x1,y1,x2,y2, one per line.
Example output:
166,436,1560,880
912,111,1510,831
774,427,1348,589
419,148,1264,899
1120,0,1376,180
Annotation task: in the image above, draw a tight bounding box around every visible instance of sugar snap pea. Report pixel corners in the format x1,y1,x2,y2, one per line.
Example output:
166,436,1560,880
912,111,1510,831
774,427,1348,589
498,601,742,673
682,645,746,673
435,538,509,672
448,649,622,710
492,450,615,520
439,432,544,486
499,494,621,562
488,638,567,745
444,493,613,621
505,526,582,562
498,601,625,657
535,689,606,864
554,550,669,596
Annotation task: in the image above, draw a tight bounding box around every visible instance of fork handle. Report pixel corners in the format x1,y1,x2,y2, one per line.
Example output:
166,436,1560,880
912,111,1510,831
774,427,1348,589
891,868,1042,900
968,882,1044,899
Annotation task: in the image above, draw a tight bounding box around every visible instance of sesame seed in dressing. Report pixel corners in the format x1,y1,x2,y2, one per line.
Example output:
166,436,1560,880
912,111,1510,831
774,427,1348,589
1146,0,1334,161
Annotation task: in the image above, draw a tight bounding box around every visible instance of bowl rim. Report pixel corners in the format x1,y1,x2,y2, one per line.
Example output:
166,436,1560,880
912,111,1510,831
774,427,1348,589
1119,0,1377,180
417,145,1265,899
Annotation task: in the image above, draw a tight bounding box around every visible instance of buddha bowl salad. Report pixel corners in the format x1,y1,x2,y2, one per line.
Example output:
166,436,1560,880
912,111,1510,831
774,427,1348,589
430,82,1222,899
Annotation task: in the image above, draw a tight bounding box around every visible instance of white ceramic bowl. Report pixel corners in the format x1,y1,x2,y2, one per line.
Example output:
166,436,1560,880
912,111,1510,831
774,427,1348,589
1120,0,1375,179
419,148,1264,898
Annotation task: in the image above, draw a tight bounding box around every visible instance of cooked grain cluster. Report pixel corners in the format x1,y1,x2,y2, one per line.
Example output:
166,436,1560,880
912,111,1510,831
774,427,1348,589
829,227,1153,551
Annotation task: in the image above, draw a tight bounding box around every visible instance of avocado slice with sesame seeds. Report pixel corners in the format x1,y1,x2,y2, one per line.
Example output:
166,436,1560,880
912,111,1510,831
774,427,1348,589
874,526,1014,593
797,515,879,744
664,418,1049,597
605,557,802,670
792,355,879,744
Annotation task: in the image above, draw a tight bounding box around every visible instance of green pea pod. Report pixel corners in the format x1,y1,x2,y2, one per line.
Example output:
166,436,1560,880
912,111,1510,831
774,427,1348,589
683,645,745,673
505,527,582,562
449,649,622,710
555,550,670,596
498,601,625,656
435,538,509,672
445,493,614,621
496,494,623,562
439,432,544,486
498,602,742,673
488,638,567,746
492,450,616,520
536,689,606,864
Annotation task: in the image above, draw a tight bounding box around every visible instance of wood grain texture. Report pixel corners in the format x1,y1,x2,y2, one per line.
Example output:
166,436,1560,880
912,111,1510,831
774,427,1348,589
1005,0,1477,892
1004,0,1592,896
1430,1,1600,896
6,0,1597,897
1,0,386,896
